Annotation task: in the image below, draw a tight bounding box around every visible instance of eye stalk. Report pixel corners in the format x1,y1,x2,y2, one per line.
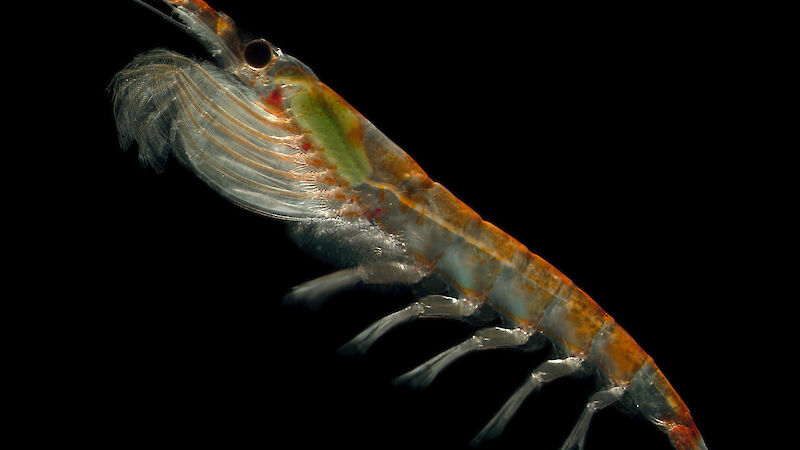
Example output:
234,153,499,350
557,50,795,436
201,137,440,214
243,39,274,70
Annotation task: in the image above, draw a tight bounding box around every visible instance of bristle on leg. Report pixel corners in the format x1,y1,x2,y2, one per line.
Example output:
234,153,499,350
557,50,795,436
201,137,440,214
393,327,531,389
338,295,479,356
283,263,426,310
559,385,626,450
471,357,584,446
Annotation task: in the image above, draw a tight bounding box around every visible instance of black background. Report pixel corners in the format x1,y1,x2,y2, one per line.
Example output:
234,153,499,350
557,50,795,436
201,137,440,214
33,1,765,448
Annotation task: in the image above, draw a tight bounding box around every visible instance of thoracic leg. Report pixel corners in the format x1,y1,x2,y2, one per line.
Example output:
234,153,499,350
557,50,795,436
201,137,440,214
338,295,481,356
559,385,627,450
283,262,426,309
471,357,585,446
393,327,532,389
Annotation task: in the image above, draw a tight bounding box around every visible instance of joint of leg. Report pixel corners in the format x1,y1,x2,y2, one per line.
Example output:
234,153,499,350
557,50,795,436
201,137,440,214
473,327,531,349
587,385,628,410
537,357,585,383
417,295,478,318
410,301,426,317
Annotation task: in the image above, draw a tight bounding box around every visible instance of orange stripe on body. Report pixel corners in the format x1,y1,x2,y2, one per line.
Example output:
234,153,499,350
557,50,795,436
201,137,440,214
591,322,650,384
355,139,653,378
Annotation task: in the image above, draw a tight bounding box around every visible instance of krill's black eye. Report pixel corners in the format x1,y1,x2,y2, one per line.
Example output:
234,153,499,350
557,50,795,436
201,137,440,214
243,39,272,69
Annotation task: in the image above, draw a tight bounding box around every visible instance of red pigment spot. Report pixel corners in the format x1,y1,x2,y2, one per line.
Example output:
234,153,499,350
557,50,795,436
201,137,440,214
265,89,283,110
668,423,702,450
301,141,312,152
365,208,382,220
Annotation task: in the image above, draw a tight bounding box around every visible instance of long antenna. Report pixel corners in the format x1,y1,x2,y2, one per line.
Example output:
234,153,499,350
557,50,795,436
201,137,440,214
131,0,189,32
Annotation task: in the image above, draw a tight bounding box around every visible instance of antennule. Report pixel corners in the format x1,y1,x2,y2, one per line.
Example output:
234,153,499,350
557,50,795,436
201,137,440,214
132,0,189,32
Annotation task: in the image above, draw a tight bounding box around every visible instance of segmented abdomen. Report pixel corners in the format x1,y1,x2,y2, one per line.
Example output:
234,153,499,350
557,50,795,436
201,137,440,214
348,146,652,385
348,158,697,435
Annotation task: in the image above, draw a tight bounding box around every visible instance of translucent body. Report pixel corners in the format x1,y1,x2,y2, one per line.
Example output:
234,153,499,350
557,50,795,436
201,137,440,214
111,2,706,449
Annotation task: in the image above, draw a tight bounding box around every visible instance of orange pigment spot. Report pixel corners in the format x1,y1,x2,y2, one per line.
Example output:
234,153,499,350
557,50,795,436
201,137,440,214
305,155,326,168
319,173,338,186
347,122,364,146
418,176,434,190
171,0,214,14
186,0,213,12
